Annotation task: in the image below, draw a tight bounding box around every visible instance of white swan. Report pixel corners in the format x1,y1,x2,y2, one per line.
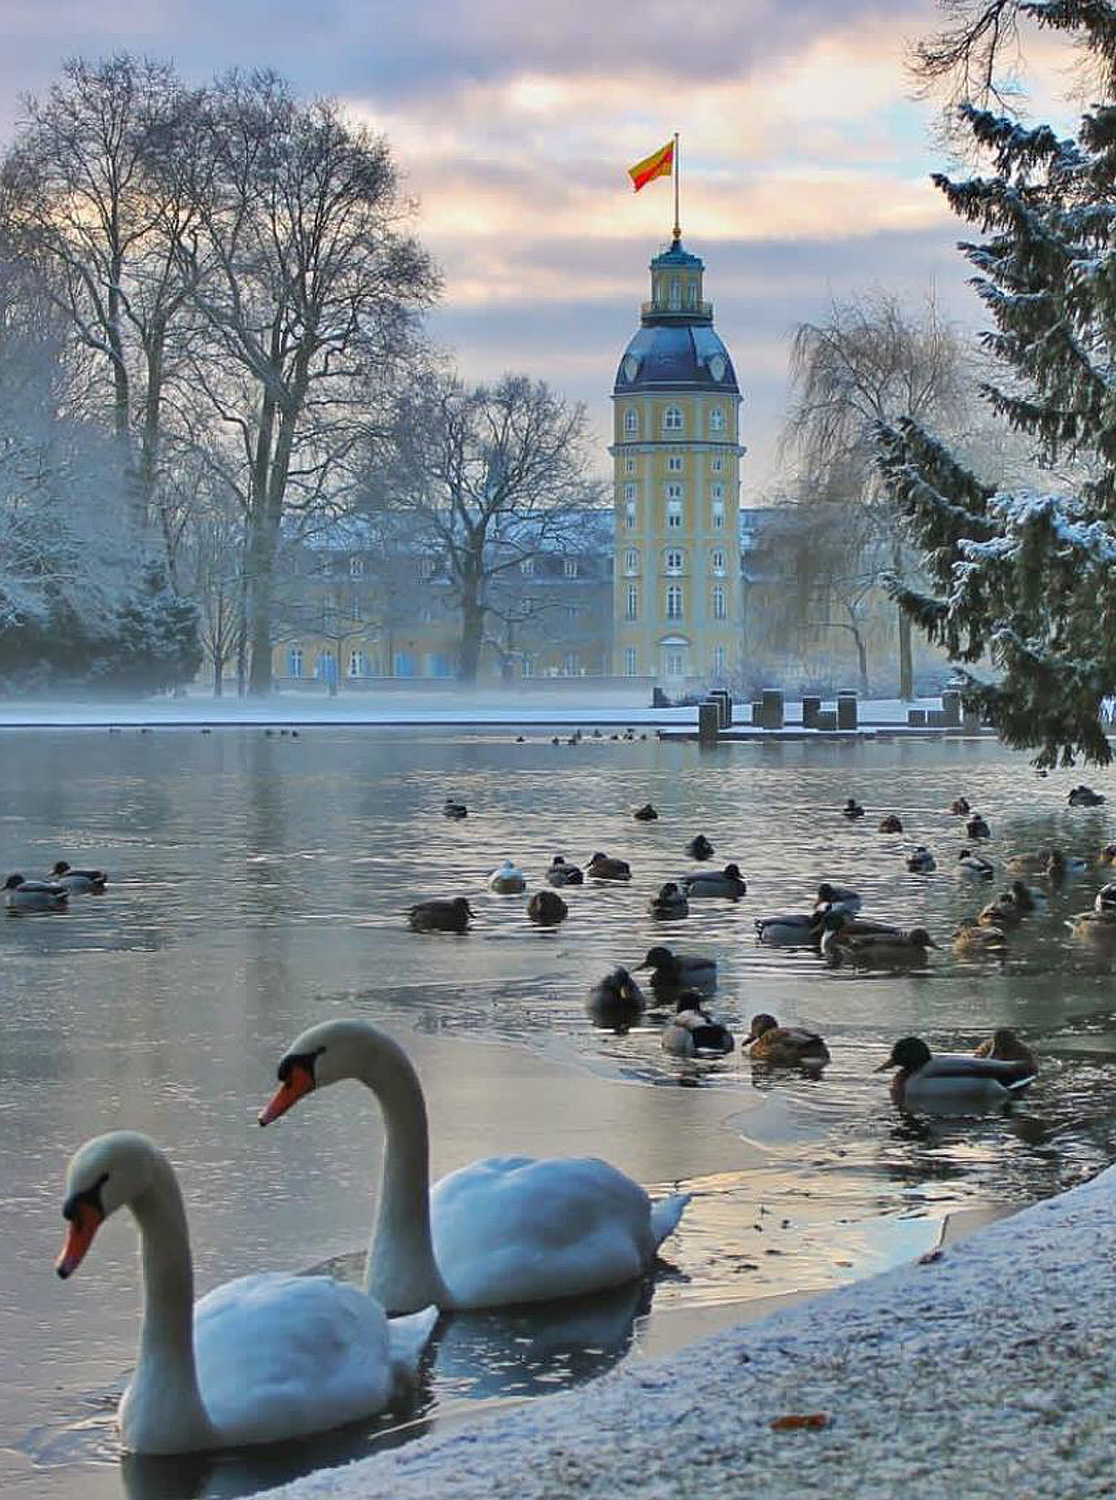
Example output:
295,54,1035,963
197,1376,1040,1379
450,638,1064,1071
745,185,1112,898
259,1019,690,1314
55,1131,436,1455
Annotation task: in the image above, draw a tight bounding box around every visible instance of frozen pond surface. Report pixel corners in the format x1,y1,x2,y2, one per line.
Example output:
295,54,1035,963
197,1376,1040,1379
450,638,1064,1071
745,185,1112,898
2,726,1116,1500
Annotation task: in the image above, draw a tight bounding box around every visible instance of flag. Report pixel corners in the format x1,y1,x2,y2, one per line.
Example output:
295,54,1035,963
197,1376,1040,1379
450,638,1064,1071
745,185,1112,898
628,140,674,193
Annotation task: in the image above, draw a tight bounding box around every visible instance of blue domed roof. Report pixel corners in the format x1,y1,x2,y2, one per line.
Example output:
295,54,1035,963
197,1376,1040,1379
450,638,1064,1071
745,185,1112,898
614,322,739,396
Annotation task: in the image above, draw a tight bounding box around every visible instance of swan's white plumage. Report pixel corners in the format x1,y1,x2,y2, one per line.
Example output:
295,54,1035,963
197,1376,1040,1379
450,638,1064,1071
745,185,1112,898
429,1155,684,1308
180,1273,434,1449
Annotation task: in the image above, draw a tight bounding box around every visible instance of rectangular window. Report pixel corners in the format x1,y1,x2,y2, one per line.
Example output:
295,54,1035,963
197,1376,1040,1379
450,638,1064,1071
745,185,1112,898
625,457,635,474
349,650,366,678
349,556,364,579
667,455,683,473
624,646,638,676
520,558,534,576
287,647,303,678
626,585,638,621
625,500,636,529
522,654,534,677
625,549,639,575
712,500,725,531
667,483,683,501
563,651,579,675
563,559,578,578
666,585,683,620
713,585,726,620
711,456,724,473
713,645,726,674
565,604,578,619
667,501,683,529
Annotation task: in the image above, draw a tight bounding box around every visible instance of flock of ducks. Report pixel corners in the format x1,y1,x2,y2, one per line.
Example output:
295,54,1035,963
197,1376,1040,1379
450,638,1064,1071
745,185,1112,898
403,783,1113,1102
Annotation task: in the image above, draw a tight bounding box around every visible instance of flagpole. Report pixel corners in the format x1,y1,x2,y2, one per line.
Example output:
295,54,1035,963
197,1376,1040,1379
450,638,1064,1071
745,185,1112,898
673,132,680,242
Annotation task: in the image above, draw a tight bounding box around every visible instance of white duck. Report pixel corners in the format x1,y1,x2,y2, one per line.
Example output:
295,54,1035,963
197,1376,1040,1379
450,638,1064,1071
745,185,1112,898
488,859,526,894
55,1131,436,1455
259,1020,690,1314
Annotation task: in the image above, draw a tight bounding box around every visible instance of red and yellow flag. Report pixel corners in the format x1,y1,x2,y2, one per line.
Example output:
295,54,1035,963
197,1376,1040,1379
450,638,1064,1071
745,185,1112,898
628,139,674,193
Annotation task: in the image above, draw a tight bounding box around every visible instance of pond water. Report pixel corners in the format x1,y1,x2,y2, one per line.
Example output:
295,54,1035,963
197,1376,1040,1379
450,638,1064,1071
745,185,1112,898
2,725,1116,1500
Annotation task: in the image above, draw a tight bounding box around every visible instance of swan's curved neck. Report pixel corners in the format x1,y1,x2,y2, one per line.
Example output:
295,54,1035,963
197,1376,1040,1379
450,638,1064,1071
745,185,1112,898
343,1031,451,1314
124,1157,215,1451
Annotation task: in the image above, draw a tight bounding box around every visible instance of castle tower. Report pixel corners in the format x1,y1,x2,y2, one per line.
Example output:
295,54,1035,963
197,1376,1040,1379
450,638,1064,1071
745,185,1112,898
611,236,744,687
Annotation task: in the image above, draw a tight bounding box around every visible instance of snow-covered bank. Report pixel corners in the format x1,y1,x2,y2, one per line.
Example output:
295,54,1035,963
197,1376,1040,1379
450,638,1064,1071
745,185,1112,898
259,1167,1114,1500
0,692,947,729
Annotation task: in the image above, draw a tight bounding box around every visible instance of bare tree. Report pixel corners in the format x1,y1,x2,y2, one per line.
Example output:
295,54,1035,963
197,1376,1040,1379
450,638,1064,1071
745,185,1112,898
2,56,202,542
377,371,604,683
176,71,438,695
783,289,969,699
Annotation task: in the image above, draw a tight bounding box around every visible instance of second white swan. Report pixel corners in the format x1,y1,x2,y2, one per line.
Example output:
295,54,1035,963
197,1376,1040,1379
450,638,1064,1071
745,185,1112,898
259,1019,690,1314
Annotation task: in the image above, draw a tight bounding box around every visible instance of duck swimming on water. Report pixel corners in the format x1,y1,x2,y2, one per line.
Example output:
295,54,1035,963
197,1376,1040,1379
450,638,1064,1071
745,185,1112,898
51,861,107,892
685,834,715,861
681,864,746,900
661,993,735,1058
586,968,646,1032
635,946,716,996
587,852,631,882
649,882,688,920
547,855,584,887
4,874,68,912
875,1036,1035,1113
743,1013,829,1067
408,897,473,933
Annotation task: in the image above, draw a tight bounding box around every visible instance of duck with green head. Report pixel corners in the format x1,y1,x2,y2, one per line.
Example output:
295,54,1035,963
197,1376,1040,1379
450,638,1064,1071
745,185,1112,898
875,1036,1035,1113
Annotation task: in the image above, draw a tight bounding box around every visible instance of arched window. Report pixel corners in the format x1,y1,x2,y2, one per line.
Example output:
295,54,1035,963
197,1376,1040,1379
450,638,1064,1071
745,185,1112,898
624,646,638,677
669,277,680,309
626,585,638,620
666,585,683,620
663,406,683,432
287,647,303,678
710,549,726,575
349,650,367,678
665,549,685,574
710,407,726,434
624,408,639,435
625,549,639,575
713,585,726,620
712,645,726,675
624,499,637,529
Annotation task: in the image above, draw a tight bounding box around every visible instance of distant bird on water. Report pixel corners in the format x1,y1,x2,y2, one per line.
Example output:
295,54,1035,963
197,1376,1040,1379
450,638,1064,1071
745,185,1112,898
527,890,568,926
681,864,746,900
842,798,866,820
443,798,467,820
633,803,659,822
685,834,715,861
488,860,527,894
547,855,584,887
51,861,107,893
587,852,631,882
407,897,473,933
649,882,688,920
878,814,904,833
4,874,68,912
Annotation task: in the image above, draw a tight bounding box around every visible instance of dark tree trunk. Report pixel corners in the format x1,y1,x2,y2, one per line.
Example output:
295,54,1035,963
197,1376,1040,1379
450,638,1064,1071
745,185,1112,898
898,607,914,701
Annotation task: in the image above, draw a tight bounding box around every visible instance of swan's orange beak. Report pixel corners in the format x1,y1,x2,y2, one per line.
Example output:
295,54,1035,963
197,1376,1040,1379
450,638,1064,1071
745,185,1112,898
56,1201,103,1279
258,1059,316,1126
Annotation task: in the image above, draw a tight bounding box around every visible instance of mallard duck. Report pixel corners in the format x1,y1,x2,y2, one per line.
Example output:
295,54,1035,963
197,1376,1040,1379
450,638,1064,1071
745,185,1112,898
4,874,69,912
685,834,715,861
635,945,716,995
586,852,631,882
878,814,904,833
407,897,473,933
1095,882,1116,913
51,861,107,892
649,881,688,919
1006,878,1046,912
966,813,991,839
832,926,938,968
586,968,646,1032
1071,906,1116,943
1069,784,1106,806
743,1013,829,1066
842,798,866,819
681,863,746,899
906,846,936,873
953,917,1007,955
488,859,527,893
633,804,659,822
818,908,905,965
974,1027,1038,1073
1045,849,1087,882
527,890,568,926
661,993,735,1058
814,882,862,914
1005,849,1050,875
875,1036,1035,1112
1100,842,1116,865
443,798,467,820
949,796,971,815
957,848,995,880
754,910,823,947
546,855,584,887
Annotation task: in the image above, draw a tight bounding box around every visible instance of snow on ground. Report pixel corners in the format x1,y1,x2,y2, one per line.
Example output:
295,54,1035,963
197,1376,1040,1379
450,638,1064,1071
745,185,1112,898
259,1165,1115,1500
0,691,945,729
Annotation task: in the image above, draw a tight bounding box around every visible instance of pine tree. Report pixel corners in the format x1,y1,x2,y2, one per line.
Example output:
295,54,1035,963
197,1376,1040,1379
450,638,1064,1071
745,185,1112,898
879,1,1116,765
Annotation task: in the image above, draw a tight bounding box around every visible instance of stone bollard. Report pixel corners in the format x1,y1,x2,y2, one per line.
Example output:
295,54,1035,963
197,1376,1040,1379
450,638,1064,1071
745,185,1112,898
761,688,785,730
802,695,821,729
751,698,763,727
837,691,858,730
908,709,927,727
698,701,720,744
710,689,733,728
941,690,962,727
927,709,946,727
962,705,982,733
815,710,838,730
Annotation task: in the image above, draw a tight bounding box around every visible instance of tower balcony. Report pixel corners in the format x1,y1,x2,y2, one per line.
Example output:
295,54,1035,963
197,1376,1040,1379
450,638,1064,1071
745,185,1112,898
640,301,713,322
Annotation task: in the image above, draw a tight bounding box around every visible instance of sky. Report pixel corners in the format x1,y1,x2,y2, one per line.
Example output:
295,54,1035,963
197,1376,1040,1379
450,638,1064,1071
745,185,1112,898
0,1,1073,493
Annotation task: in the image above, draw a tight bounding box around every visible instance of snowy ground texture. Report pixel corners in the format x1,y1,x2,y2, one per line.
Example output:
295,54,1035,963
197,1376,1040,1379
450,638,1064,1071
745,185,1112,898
260,1166,1115,1500
0,691,942,729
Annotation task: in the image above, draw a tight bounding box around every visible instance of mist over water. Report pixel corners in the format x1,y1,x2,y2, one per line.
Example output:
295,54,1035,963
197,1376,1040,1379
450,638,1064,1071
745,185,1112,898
4,725,1115,1500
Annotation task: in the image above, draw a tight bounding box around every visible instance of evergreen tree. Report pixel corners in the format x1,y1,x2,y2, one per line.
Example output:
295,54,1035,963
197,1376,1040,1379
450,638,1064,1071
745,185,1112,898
879,1,1116,765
